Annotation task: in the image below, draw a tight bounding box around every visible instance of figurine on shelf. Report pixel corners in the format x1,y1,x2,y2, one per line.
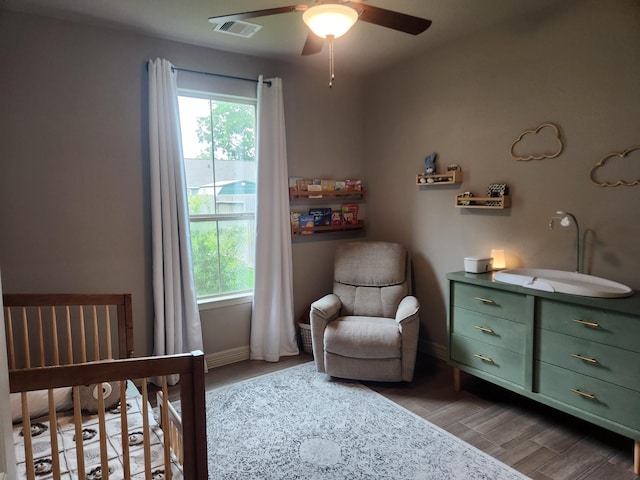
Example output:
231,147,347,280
424,153,438,183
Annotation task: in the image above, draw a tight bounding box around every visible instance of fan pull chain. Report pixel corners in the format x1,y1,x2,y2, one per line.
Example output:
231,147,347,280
328,34,335,88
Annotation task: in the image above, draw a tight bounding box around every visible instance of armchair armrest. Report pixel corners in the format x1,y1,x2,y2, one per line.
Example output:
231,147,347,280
310,294,342,373
311,293,341,320
395,296,419,325
396,295,420,381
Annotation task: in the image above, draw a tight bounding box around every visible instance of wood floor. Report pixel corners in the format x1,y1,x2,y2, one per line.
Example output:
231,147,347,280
204,353,639,480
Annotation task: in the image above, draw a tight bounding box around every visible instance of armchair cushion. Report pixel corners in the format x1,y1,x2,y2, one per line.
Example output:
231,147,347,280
334,242,406,287
324,316,401,359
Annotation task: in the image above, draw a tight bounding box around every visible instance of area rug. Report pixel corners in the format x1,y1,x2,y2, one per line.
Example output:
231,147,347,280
204,362,529,479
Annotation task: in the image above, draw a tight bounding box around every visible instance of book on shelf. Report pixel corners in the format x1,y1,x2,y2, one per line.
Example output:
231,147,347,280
309,207,332,226
290,212,301,229
298,213,315,234
341,204,359,224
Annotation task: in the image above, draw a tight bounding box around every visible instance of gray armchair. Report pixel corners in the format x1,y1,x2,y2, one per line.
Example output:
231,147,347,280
310,241,420,382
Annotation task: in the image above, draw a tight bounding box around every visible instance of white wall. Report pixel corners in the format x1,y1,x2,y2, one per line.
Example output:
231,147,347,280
363,0,640,350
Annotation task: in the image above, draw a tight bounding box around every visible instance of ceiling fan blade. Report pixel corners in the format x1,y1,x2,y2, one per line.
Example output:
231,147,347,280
208,5,304,24
301,33,324,56
354,4,432,35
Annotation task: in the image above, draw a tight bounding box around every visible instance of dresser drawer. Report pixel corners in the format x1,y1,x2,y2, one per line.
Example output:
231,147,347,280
452,307,527,353
538,299,640,352
451,333,525,386
537,362,640,431
452,283,528,323
536,329,640,392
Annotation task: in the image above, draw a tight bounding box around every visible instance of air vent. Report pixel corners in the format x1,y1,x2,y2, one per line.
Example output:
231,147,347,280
212,20,262,38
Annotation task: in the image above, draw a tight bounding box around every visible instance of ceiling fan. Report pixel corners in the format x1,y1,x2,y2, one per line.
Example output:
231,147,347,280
208,1,432,86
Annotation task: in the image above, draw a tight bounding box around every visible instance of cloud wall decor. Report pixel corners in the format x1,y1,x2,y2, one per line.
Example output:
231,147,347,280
510,123,563,161
590,145,640,187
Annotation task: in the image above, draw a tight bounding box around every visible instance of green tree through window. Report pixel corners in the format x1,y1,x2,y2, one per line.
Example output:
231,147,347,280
178,94,256,299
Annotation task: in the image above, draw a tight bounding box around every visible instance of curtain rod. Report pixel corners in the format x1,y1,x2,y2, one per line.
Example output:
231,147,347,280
171,66,271,87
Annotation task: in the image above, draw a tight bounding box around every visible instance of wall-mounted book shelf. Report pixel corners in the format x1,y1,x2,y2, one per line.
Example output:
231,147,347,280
291,220,365,236
455,195,511,209
416,170,463,186
289,189,365,201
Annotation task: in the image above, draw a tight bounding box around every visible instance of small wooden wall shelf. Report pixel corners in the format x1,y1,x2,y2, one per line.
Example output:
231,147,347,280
289,189,365,201
416,171,463,186
291,220,365,236
455,195,511,209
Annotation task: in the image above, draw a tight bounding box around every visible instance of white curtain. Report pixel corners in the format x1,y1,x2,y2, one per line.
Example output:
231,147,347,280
148,58,204,380
250,76,299,361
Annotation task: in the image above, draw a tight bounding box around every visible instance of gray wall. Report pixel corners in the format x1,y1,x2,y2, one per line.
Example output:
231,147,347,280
0,9,364,358
1,0,638,360
364,0,640,351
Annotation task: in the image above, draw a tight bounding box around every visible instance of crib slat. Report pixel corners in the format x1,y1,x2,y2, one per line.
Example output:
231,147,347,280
65,306,73,364
47,389,62,478
119,380,131,479
37,307,45,367
161,376,172,480
21,393,35,480
105,306,113,359
6,308,16,369
21,307,31,368
51,307,60,365
73,386,86,479
92,305,100,361
97,382,109,480
141,378,152,478
79,306,87,363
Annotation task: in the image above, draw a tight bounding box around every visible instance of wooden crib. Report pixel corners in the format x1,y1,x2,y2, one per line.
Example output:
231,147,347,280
3,293,208,480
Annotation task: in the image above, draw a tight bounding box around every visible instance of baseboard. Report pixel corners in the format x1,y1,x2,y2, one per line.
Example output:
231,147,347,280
418,339,448,361
205,346,250,369
205,342,447,370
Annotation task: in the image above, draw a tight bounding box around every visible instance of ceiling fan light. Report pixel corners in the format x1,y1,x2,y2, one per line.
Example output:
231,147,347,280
302,4,358,39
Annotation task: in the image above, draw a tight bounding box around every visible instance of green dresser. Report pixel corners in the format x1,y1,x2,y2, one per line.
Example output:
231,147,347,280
447,271,640,474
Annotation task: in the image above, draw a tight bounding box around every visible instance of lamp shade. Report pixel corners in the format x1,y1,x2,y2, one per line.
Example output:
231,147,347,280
302,4,358,39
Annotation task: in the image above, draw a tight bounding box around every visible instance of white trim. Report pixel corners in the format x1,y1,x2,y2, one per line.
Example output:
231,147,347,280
198,292,252,311
206,346,251,369
203,341,447,371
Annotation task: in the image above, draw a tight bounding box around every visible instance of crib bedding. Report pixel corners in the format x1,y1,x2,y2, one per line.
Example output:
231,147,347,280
14,386,182,480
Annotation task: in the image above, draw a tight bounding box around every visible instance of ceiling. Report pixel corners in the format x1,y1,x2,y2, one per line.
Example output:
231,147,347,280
1,0,560,75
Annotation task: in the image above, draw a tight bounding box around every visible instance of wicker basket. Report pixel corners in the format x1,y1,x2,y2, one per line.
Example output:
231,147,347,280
298,323,313,355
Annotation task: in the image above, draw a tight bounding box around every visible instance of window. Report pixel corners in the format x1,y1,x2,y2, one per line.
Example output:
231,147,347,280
178,93,257,301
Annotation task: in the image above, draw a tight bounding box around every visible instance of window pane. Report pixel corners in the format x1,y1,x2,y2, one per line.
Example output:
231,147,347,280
218,219,255,293
179,93,257,299
189,220,255,297
190,221,221,298
179,96,256,216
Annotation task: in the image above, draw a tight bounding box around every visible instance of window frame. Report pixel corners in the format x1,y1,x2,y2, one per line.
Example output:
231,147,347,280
178,89,257,308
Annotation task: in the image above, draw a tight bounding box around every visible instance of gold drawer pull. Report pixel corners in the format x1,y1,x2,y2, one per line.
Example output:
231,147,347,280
474,296,496,305
572,319,601,328
570,388,597,400
474,354,494,363
474,325,495,334
571,353,598,364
